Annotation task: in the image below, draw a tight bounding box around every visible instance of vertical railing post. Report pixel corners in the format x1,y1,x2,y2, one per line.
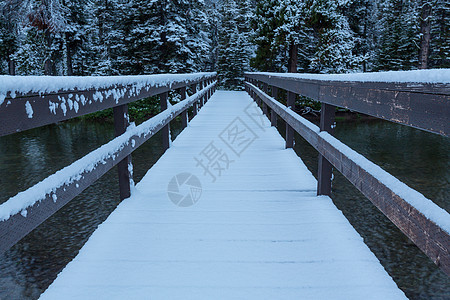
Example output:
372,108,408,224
180,86,188,129
113,104,133,200
257,81,261,106
317,103,336,196
200,80,205,107
262,83,269,117
160,91,170,151
285,91,295,148
192,83,198,117
271,86,278,127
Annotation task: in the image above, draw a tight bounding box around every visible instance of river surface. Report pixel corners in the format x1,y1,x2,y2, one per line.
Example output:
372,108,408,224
0,116,448,299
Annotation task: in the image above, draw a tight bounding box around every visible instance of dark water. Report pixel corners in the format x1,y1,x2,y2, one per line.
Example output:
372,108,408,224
0,116,448,299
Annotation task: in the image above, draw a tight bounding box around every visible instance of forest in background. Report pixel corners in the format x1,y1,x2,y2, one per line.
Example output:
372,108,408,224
0,0,449,90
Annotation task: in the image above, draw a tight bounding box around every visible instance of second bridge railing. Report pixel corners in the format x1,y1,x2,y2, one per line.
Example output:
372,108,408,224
244,72,449,276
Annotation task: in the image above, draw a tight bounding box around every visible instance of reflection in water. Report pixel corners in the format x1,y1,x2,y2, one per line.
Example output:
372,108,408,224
0,117,448,299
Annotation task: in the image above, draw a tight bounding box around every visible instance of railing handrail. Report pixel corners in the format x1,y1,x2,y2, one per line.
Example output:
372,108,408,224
0,72,216,137
244,78,449,276
245,71,450,137
0,73,217,255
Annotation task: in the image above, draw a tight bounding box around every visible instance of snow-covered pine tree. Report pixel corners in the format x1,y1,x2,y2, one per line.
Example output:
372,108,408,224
125,0,211,75
251,0,284,72
217,0,252,89
86,0,127,75
0,1,19,74
205,1,220,71
61,0,89,75
303,0,360,73
345,0,377,71
429,0,449,68
374,0,419,71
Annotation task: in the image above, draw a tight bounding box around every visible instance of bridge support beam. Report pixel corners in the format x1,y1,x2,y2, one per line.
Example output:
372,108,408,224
113,104,133,200
285,91,295,148
160,92,170,151
317,103,336,196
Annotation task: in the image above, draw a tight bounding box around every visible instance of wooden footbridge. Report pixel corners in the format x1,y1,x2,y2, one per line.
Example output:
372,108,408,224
0,71,448,299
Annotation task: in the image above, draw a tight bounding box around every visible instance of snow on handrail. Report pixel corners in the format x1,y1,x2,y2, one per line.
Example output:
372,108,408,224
0,72,216,101
247,69,450,84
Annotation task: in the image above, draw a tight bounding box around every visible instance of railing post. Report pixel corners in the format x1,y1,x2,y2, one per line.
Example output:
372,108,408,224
271,86,278,127
200,80,205,107
113,104,133,200
286,91,295,148
192,84,198,117
257,81,261,106
317,103,336,196
180,86,188,129
160,91,170,151
262,83,269,117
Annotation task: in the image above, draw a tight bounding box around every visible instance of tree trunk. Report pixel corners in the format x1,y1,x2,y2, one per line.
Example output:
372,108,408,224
44,30,53,75
8,59,15,75
418,1,432,69
288,42,298,73
65,33,73,76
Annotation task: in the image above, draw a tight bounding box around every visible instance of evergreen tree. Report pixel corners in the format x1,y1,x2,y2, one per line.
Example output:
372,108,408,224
429,0,450,68
345,0,377,71
0,1,19,74
217,0,253,89
374,0,419,71
251,0,284,72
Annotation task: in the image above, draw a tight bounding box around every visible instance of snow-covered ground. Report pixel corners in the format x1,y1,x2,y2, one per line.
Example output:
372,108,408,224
39,91,406,300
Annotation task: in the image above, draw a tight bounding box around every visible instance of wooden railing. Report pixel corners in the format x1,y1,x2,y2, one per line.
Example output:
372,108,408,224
244,72,449,276
0,72,217,254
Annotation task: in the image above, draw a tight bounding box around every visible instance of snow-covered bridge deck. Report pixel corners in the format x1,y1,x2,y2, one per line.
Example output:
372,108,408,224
40,91,406,299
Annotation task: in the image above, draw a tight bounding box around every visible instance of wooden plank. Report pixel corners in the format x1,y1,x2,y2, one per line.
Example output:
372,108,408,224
246,81,450,276
245,74,450,137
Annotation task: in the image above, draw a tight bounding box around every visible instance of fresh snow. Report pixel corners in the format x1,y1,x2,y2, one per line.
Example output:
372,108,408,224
0,82,214,222
248,82,450,234
250,69,450,83
39,91,406,300
0,73,215,101
25,101,33,118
